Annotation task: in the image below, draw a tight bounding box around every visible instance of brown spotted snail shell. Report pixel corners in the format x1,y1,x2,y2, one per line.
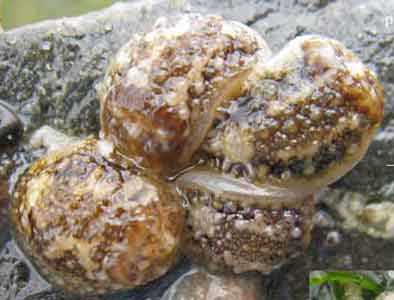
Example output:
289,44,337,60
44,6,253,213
11,139,185,293
11,14,383,293
100,14,272,174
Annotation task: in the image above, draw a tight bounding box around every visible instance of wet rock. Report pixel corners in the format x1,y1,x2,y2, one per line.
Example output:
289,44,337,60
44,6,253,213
0,100,23,146
29,125,77,153
0,179,10,246
318,188,394,239
161,268,265,300
377,292,394,300
0,241,52,300
0,255,30,300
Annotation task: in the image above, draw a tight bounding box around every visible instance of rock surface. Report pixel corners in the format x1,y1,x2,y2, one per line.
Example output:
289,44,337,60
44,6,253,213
377,292,394,300
161,268,265,300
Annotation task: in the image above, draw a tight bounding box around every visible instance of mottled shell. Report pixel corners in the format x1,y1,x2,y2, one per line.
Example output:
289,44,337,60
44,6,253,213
100,14,271,174
202,35,384,189
180,186,314,274
11,139,185,293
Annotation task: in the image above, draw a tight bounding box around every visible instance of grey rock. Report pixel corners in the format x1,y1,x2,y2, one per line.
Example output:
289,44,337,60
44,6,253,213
0,253,29,300
0,241,52,300
377,292,394,300
161,268,265,300
0,179,11,246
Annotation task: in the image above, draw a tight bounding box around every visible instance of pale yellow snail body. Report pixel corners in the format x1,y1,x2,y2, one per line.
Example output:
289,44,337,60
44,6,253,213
11,14,383,293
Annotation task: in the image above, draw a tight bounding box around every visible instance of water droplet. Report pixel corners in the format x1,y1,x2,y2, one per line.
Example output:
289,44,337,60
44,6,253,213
291,227,302,239
41,41,52,51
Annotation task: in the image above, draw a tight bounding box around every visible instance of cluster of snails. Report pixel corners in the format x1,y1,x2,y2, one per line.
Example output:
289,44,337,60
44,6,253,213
10,14,383,294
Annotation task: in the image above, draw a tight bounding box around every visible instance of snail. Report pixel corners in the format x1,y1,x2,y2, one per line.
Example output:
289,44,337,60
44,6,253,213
10,13,384,294
175,35,383,273
201,35,383,189
11,139,185,293
99,14,272,175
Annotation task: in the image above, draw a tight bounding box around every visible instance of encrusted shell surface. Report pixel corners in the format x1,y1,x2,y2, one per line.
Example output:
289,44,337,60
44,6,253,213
11,139,185,293
174,35,383,274
179,186,314,274
202,35,384,189
100,14,271,174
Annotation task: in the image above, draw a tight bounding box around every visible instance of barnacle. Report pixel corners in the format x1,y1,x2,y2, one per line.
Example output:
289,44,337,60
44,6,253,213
99,14,271,174
11,139,185,293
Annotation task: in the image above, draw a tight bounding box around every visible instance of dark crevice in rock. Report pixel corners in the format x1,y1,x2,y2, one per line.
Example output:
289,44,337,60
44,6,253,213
245,8,275,26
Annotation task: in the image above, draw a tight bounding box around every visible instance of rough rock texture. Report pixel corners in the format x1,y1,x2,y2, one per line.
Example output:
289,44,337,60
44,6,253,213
0,241,51,300
161,268,265,300
0,248,30,300
377,292,394,300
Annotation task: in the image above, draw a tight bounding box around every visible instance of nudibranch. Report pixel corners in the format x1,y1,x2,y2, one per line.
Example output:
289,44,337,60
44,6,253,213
11,139,185,293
